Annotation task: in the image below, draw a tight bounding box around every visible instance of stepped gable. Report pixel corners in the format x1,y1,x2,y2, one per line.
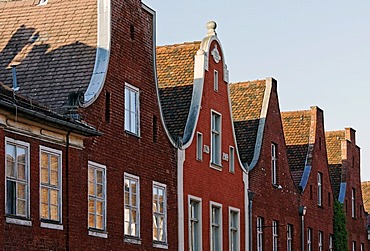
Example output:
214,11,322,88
281,110,311,188
0,0,98,112
156,42,201,141
230,80,266,165
361,181,370,213
326,130,346,199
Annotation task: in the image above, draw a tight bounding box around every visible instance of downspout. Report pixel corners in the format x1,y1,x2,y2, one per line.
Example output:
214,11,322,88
65,130,71,250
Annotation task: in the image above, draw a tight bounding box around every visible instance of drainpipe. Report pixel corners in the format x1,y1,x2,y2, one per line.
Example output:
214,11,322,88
248,190,255,251
65,130,71,250
299,205,307,251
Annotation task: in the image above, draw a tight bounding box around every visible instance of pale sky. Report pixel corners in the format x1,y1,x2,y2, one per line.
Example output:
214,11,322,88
143,0,370,181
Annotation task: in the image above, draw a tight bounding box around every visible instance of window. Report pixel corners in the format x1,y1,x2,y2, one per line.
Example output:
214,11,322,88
257,217,263,251
287,224,292,251
318,172,322,206
88,162,106,231
361,243,364,251
352,188,356,218
153,182,167,244
229,146,235,173
211,111,221,166
124,173,140,238
318,231,323,251
352,241,356,251
40,147,62,223
271,143,277,185
272,220,278,251
214,70,218,91
189,196,202,251
105,91,111,122
5,138,30,218
329,234,333,251
210,202,222,251
307,228,312,251
229,208,240,251
125,83,140,135
196,132,203,161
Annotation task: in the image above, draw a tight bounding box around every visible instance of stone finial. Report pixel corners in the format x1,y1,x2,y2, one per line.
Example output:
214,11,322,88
206,21,217,36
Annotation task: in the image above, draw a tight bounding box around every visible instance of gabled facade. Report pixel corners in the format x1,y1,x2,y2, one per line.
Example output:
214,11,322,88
157,22,248,251
230,78,299,251
327,128,368,250
282,107,334,251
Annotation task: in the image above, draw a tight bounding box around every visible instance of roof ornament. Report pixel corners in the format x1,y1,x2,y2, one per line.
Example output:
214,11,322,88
206,20,217,37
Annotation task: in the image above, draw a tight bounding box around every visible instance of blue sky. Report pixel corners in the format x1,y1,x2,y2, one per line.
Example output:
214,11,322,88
143,0,370,181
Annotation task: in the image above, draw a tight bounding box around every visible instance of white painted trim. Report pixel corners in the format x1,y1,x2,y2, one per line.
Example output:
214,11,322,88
41,222,64,230
124,83,141,137
243,172,249,251
229,146,235,173
124,172,141,238
229,207,241,251
152,181,168,244
210,201,223,251
214,70,219,92
188,195,202,251
177,149,185,251
88,230,108,239
153,243,169,249
196,132,203,161
6,217,32,226
210,109,222,168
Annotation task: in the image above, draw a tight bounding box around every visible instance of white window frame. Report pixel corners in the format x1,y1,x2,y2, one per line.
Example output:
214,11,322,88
229,146,235,173
287,224,292,251
352,188,356,218
229,207,240,251
257,217,263,251
318,231,323,251
196,132,203,161
189,195,202,251
39,146,62,225
88,161,106,232
153,181,167,246
124,173,140,239
318,172,322,206
210,201,222,251
329,234,333,251
214,70,219,92
271,143,277,185
272,220,278,251
5,137,30,220
125,83,140,136
211,110,222,167
307,228,312,251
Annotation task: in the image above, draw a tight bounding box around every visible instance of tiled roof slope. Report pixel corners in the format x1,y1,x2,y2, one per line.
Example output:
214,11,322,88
326,131,346,199
281,110,311,187
0,0,97,113
156,42,201,141
361,181,370,213
230,80,266,164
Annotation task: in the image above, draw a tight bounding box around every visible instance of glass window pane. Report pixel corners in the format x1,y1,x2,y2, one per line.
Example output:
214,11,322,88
50,205,58,221
131,181,137,194
41,203,49,219
17,183,26,199
88,214,95,228
97,184,103,198
131,194,137,207
17,199,26,215
130,91,136,111
88,168,94,182
41,167,49,184
17,147,26,164
88,181,94,196
96,170,103,183
131,112,136,133
41,187,49,203
50,189,58,205
50,155,58,171
124,221,130,235
17,163,26,180
96,201,103,215
41,152,48,168
96,215,103,229
88,199,95,213
50,170,58,186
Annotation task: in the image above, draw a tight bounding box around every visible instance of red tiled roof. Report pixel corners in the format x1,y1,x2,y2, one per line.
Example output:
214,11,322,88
156,42,201,140
0,0,97,112
361,181,370,213
230,80,266,164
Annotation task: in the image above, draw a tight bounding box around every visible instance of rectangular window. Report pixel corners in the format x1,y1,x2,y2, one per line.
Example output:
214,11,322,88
352,241,356,251
40,146,62,223
307,228,312,251
329,234,333,251
229,146,235,173
257,217,263,251
214,70,218,92
287,224,292,251
5,138,30,218
271,143,277,185
318,231,323,251
196,132,203,161
105,91,111,122
189,196,202,251
272,220,278,251
352,188,356,218
229,208,240,251
361,243,364,251
211,202,222,251
124,173,140,237
318,172,322,206
88,162,106,230
211,111,221,166
125,83,140,135
153,182,167,244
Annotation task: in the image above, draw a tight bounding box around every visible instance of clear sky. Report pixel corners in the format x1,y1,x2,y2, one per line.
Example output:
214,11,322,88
143,0,370,181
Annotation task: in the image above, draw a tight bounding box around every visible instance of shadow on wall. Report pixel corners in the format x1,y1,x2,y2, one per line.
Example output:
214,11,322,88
0,25,97,113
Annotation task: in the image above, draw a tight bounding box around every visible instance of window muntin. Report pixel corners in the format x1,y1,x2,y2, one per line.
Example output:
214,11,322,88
307,228,312,251
271,143,277,185
189,196,202,251
229,208,240,251
318,172,322,206
214,70,219,92
88,162,106,230
210,202,222,251
40,147,62,222
257,217,263,251
352,188,356,218
211,111,222,166
124,173,140,237
5,138,30,218
272,220,278,251
125,83,140,135
229,146,235,173
153,182,167,243
287,224,292,251
318,231,323,251
196,132,203,161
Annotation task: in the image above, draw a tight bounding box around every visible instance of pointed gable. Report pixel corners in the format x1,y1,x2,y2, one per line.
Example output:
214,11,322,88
156,42,200,141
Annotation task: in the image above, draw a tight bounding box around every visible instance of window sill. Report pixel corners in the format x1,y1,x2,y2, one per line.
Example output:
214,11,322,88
124,236,141,245
153,242,168,249
41,221,63,230
88,229,108,238
210,162,222,171
124,130,141,138
6,217,32,227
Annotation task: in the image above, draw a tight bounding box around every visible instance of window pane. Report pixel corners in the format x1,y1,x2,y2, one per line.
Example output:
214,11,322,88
96,170,103,183
131,181,137,194
88,167,94,182
41,203,49,219
17,199,26,215
97,184,103,198
17,183,26,200
50,189,58,205
17,147,26,164
132,194,137,207
96,215,103,229
88,199,95,213
88,181,94,196
41,167,49,184
17,163,26,180
41,187,49,203
50,170,58,186
50,155,58,171
96,201,103,215
50,205,58,221
88,214,95,228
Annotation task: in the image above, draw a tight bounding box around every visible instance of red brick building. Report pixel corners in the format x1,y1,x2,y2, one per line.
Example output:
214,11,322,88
230,78,300,251
327,128,368,250
157,22,248,251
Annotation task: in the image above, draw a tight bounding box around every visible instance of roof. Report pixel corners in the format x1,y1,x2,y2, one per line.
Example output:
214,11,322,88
0,0,97,113
281,110,312,188
230,80,266,165
362,181,370,213
156,42,201,141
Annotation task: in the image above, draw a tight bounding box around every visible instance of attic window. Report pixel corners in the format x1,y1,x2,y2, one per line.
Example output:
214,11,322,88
38,0,48,6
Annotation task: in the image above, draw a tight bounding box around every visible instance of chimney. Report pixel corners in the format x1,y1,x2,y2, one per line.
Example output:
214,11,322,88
345,127,356,145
